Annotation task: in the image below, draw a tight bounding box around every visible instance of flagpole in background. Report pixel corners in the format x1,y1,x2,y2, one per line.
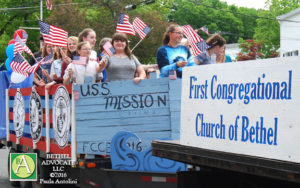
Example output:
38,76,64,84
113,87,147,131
40,0,43,21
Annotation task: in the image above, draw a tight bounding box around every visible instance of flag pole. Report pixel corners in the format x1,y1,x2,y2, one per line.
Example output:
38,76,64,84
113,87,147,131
131,39,142,52
131,27,153,52
40,0,43,21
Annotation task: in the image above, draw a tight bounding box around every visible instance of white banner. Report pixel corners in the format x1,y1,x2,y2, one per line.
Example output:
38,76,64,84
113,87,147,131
180,57,300,163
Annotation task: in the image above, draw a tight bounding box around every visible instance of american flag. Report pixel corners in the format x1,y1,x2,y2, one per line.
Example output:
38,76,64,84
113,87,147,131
27,60,43,74
72,56,87,66
103,42,116,57
39,20,68,47
10,53,31,76
183,25,210,56
116,13,135,36
41,52,54,65
14,34,34,57
27,53,53,74
46,0,52,10
133,17,151,40
200,26,210,35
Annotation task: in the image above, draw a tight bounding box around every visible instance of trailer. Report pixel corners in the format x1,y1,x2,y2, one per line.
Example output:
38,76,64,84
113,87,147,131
3,56,300,188
151,56,300,187
0,71,186,188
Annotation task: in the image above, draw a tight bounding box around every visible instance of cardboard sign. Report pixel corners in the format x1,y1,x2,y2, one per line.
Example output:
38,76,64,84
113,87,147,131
180,57,300,163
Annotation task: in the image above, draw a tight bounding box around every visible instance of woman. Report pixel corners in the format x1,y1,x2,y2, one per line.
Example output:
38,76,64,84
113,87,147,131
33,44,56,86
195,34,226,65
99,33,145,84
97,37,112,82
156,24,195,78
78,28,102,81
67,36,78,59
63,42,103,85
60,36,78,84
48,46,69,84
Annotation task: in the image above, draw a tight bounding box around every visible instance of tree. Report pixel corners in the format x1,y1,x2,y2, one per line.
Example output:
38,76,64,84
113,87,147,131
236,38,264,61
0,0,48,63
170,0,257,43
236,38,279,61
254,0,300,56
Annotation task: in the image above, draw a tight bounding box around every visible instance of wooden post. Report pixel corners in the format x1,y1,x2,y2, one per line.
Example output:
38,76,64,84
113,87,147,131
45,89,50,153
71,87,77,164
6,89,10,142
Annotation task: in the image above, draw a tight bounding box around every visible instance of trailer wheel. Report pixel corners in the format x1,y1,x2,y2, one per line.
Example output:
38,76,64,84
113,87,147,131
7,148,21,187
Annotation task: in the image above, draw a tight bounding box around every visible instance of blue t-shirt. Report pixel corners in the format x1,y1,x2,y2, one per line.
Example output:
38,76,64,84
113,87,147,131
156,44,195,78
225,54,232,63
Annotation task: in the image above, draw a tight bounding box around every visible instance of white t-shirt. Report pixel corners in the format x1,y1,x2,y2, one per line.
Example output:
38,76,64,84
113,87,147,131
63,59,100,84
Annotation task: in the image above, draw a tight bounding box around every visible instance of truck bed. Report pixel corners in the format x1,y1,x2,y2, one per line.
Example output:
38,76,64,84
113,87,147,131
152,140,300,184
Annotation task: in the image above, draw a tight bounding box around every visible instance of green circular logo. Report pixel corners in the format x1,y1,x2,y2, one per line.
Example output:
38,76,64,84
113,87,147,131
12,155,35,178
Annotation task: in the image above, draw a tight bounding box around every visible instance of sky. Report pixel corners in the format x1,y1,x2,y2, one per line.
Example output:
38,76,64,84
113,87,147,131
220,0,268,9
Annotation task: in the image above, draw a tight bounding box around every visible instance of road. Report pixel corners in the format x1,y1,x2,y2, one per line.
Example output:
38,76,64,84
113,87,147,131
0,147,15,188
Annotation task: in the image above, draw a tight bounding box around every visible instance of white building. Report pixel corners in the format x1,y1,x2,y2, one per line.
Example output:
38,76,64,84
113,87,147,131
225,43,239,61
277,7,300,57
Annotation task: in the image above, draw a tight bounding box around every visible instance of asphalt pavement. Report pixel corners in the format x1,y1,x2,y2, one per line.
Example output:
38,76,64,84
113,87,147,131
0,147,15,188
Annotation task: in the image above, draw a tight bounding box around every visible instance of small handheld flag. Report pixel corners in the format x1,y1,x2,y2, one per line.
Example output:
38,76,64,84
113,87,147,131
46,0,52,10
200,26,210,35
169,70,177,80
103,42,116,57
10,53,31,76
72,56,87,66
133,17,151,40
14,34,34,57
116,13,135,36
183,25,210,56
39,20,68,47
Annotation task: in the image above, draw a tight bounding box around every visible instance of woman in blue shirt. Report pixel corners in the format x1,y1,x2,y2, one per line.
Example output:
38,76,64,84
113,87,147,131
156,24,195,78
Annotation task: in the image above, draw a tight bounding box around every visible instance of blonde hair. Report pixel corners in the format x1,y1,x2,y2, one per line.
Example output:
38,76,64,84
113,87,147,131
67,36,79,57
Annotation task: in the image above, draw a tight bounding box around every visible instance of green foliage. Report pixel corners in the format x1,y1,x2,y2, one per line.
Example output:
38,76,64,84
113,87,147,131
1,0,298,66
237,38,278,61
254,0,300,56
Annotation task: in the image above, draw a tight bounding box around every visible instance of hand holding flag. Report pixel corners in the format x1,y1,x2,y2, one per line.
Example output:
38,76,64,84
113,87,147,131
103,42,116,57
182,25,210,56
72,56,87,66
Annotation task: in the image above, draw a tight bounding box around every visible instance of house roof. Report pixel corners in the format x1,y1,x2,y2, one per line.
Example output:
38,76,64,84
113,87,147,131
277,7,300,21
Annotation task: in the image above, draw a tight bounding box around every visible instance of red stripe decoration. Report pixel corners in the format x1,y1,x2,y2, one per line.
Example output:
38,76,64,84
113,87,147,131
10,134,47,152
8,84,73,157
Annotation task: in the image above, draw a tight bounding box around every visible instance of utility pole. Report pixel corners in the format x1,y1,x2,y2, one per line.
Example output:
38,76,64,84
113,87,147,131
40,0,43,21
